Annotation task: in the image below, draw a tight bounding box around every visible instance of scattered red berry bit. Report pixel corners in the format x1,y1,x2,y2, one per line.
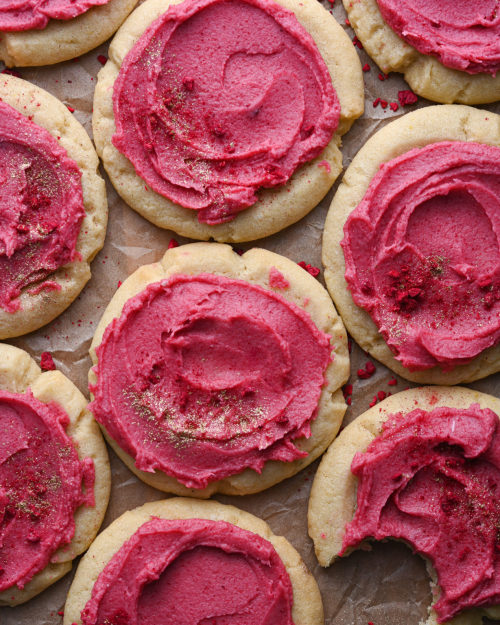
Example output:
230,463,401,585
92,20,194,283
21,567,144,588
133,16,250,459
40,352,56,371
372,97,381,108
117,280,122,288
57,610,64,616
343,384,353,398
1,67,21,78
346,397,352,405
380,99,388,109
358,361,376,379
168,238,179,249
369,396,377,408
352,35,363,49
388,377,397,386
97,54,107,65
378,72,388,81
66,105,75,113
377,390,386,401
345,17,350,25
389,102,399,112
398,89,418,106
327,0,335,4
297,261,320,277
362,63,370,72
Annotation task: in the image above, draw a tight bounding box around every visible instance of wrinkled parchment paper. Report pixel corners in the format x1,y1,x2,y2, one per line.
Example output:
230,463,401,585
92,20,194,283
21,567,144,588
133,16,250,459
1,2,500,623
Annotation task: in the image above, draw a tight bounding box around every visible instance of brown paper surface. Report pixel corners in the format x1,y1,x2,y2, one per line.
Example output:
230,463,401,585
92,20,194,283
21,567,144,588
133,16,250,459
1,1,500,623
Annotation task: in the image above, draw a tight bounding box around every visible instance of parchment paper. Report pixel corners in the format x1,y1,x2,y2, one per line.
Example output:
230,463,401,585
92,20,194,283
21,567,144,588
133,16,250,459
1,2,500,623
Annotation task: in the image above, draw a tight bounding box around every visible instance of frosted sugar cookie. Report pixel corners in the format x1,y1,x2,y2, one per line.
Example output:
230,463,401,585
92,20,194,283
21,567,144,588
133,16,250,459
89,242,349,496
93,0,364,242
0,344,110,606
323,105,500,385
0,75,107,339
343,0,500,104
0,0,137,66
308,386,500,625
64,498,323,625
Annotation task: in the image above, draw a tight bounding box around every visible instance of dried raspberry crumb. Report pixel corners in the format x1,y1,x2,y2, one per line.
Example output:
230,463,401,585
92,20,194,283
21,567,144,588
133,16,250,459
97,54,107,65
117,280,122,288
66,105,75,113
358,361,376,379
372,97,381,108
369,396,377,408
40,352,56,371
352,36,363,49
380,99,388,109
57,611,64,616
346,397,352,405
1,68,21,78
168,238,179,249
377,390,386,401
298,261,320,277
378,72,387,81
389,102,398,111
321,532,327,538
343,384,353,397
362,63,370,72
398,89,418,106
345,17,350,25
388,377,397,386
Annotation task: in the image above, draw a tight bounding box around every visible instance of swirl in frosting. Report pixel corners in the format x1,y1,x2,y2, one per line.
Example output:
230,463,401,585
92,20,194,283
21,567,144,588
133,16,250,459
342,141,500,371
90,273,332,488
0,101,85,311
112,0,339,224
376,0,500,75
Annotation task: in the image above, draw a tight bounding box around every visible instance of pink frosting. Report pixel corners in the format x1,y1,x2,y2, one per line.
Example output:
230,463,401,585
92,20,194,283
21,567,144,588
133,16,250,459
0,0,110,30
342,141,500,371
341,405,500,623
90,273,332,489
0,100,85,312
376,0,500,75
0,390,94,591
81,518,295,625
112,0,339,224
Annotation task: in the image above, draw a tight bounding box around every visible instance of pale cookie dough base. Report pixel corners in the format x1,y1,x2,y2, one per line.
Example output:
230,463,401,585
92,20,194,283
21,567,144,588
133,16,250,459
64,498,324,625
0,344,110,606
0,0,137,67
92,0,364,242
308,386,500,625
89,242,349,497
342,0,500,104
0,74,107,339
322,104,500,385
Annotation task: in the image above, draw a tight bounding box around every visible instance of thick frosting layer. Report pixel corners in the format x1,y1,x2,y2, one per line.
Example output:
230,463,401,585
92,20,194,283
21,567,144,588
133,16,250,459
0,0,109,30
81,517,295,625
112,0,339,224
376,0,500,75
341,405,500,622
90,273,332,489
0,101,85,312
342,141,500,371
0,390,94,591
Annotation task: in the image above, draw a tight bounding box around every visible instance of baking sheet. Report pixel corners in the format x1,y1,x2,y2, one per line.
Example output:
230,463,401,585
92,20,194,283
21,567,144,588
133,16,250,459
1,1,500,623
